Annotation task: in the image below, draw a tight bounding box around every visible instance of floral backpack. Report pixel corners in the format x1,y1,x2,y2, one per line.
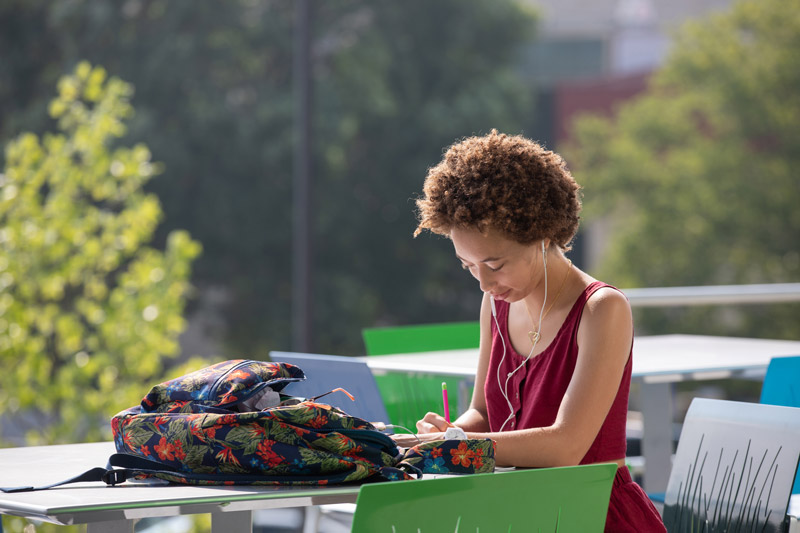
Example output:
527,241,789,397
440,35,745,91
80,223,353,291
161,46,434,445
1,359,495,492
109,359,420,486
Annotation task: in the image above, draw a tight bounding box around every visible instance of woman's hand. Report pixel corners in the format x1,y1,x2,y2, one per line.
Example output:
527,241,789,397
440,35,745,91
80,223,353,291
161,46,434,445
416,411,454,433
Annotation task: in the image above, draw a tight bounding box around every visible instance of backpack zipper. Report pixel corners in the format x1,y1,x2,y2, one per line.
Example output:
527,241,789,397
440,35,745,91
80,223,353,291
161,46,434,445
320,427,397,449
206,360,304,408
207,360,254,404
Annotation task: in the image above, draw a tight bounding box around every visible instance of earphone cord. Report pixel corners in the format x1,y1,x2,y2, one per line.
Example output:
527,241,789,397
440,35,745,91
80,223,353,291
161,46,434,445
496,242,548,432
381,424,423,444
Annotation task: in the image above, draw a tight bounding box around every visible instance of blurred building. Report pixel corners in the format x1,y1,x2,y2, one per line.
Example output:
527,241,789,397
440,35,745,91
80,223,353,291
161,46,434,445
518,0,734,147
517,0,733,268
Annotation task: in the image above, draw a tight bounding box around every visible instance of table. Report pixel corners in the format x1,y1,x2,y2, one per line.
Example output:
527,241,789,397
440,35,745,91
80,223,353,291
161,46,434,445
363,334,800,492
3,441,799,531
0,441,361,532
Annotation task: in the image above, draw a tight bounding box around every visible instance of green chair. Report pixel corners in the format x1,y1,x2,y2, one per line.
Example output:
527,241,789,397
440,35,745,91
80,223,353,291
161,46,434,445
351,463,618,533
362,321,480,355
362,322,479,431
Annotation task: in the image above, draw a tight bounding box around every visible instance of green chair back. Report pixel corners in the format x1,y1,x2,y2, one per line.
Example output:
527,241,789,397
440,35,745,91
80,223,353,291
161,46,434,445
369,372,462,432
351,463,618,533
362,322,479,431
362,321,479,355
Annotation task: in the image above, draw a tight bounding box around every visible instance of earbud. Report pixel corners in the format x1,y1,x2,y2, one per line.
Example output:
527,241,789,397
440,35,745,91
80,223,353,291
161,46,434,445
495,238,551,432
490,295,497,317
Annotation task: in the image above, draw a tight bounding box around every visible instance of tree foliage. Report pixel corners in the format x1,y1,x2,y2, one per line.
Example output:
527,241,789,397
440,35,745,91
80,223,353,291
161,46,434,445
309,1,536,350
0,0,538,356
566,0,799,338
0,62,202,445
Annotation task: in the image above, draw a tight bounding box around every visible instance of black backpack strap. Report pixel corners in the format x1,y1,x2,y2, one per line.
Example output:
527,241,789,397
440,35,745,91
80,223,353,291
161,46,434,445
0,467,110,493
0,453,177,493
107,452,178,471
0,451,418,491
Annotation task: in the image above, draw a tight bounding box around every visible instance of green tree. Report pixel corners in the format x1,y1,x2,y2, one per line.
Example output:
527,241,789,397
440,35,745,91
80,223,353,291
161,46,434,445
0,1,539,357
0,62,202,445
307,0,538,351
566,0,799,338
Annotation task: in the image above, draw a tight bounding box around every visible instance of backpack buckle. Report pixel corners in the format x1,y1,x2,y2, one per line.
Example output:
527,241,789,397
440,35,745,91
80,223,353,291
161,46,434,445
102,469,128,486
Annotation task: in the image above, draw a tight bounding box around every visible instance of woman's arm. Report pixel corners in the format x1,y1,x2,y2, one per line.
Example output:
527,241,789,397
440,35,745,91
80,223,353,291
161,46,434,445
405,287,632,468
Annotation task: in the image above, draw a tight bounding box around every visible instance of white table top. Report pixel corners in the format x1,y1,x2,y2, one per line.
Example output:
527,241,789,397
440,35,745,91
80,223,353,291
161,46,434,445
3,440,799,526
363,334,800,384
0,441,361,525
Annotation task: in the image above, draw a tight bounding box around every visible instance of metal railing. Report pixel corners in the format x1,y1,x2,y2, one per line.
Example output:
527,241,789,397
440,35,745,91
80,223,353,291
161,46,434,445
623,283,800,307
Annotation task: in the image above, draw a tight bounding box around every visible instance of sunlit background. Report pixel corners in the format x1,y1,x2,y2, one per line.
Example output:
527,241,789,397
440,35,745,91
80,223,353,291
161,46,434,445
0,0,798,529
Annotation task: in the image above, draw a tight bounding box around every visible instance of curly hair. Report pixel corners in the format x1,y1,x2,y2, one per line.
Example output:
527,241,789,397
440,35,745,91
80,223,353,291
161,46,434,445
414,130,582,250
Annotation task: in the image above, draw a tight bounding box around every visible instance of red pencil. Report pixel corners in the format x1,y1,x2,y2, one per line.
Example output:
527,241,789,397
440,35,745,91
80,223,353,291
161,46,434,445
442,382,450,424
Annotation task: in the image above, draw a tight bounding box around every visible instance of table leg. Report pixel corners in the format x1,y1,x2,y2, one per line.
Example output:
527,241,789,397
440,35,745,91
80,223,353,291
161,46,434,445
303,506,321,533
640,381,674,493
87,520,133,533
212,510,253,533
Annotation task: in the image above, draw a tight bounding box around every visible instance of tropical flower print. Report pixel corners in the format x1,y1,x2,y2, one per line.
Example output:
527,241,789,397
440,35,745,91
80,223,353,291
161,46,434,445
140,360,305,413
308,414,328,429
215,447,242,467
255,439,283,465
473,454,484,469
228,369,250,381
113,359,476,487
154,437,181,461
423,455,448,473
399,439,496,475
450,441,475,467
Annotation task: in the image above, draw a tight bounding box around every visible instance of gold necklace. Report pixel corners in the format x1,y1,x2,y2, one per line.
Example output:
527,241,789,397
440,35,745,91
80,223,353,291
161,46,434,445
525,260,572,345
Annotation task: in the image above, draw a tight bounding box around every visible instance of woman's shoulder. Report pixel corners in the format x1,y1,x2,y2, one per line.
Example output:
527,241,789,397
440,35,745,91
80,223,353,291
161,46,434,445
587,281,629,306
573,277,633,363
576,278,632,331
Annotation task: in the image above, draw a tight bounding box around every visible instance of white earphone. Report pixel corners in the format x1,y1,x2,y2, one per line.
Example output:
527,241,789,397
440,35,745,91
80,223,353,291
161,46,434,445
492,240,548,431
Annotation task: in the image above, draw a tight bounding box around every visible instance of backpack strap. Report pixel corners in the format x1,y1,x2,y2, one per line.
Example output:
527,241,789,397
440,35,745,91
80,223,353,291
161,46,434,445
0,453,177,493
0,452,422,492
0,467,111,493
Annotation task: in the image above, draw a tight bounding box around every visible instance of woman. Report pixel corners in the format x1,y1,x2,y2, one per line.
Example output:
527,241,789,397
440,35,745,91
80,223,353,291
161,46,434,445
401,131,665,532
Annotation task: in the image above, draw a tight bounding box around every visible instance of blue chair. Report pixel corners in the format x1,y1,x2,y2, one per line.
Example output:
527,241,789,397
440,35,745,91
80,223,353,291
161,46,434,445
268,351,391,428
760,355,800,407
760,354,800,494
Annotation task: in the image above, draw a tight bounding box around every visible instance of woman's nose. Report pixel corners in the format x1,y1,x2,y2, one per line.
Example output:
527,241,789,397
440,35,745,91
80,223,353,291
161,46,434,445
477,269,496,293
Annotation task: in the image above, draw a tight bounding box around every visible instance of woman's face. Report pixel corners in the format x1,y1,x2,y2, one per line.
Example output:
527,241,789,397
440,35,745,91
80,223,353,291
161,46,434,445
450,226,544,303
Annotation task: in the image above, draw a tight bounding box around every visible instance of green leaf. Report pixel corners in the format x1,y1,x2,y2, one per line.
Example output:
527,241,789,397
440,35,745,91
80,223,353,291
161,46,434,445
0,62,202,445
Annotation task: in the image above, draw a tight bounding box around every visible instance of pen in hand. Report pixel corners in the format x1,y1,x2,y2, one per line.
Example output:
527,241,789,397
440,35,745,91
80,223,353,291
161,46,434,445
442,382,450,425
441,383,466,439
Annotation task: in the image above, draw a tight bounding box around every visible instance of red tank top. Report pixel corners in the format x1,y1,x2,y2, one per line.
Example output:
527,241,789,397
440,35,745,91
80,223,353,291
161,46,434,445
485,281,631,463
